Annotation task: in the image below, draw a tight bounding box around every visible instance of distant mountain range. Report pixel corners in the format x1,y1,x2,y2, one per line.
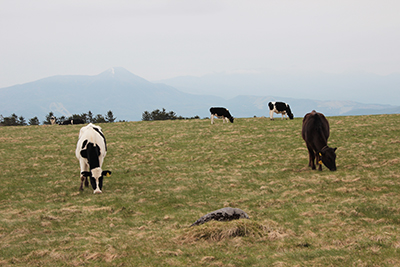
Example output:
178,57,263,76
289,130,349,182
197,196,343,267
0,67,399,122
156,70,400,106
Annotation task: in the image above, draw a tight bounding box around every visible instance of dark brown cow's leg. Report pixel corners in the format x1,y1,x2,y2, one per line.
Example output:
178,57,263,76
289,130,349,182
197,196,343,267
306,145,316,170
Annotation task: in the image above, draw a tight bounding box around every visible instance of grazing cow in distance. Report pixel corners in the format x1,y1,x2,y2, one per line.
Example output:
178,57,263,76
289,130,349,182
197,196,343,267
72,118,85,124
302,110,337,171
210,107,234,124
76,123,111,193
60,118,85,125
50,116,56,125
268,102,294,120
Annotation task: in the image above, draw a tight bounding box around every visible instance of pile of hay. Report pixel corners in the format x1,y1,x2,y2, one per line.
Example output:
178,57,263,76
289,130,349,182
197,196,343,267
176,219,290,243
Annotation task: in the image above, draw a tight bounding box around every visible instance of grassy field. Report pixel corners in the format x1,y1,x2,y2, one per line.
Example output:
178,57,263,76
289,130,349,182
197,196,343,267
1,114,400,266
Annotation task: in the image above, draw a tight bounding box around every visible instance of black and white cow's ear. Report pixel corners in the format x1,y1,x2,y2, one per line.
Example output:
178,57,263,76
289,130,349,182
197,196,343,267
81,171,91,177
102,170,112,177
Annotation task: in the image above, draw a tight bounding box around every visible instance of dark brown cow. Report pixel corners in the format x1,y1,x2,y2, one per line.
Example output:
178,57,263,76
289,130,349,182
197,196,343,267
302,110,337,171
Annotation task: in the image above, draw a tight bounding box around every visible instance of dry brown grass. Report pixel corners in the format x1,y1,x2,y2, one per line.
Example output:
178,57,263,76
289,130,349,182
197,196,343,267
1,115,400,266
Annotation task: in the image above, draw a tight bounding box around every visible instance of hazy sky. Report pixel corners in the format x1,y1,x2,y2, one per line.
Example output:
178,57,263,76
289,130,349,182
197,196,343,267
1,0,400,88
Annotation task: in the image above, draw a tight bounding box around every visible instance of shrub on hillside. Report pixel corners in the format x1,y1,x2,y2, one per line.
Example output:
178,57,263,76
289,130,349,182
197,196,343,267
142,108,200,121
0,114,27,126
44,110,117,125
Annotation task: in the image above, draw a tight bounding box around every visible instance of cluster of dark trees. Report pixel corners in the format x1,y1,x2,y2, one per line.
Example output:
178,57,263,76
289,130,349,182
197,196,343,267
45,110,117,125
1,108,199,126
0,110,118,126
0,113,36,126
142,108,200,121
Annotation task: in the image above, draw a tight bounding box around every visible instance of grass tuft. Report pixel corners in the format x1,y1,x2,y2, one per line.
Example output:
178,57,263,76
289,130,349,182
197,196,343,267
176,219,289,243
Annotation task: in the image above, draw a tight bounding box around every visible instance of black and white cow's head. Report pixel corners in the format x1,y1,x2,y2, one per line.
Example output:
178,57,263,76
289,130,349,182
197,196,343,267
286,106,294,120
81,169,112,193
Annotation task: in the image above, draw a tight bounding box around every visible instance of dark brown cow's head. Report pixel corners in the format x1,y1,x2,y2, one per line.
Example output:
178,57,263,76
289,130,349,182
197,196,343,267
319,147,337,171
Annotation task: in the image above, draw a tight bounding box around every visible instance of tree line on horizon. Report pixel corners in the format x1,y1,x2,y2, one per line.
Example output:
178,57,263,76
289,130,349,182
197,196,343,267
0,110,118,126
0,108,200,126
141,108,200,121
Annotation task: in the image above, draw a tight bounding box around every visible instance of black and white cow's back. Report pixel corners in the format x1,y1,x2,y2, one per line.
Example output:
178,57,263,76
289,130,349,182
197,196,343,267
268,102,294,120
210,107,234,124
76,123,111,193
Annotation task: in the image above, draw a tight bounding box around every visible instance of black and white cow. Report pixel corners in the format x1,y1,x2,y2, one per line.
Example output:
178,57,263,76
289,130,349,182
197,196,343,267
210,107,234,124
76,123,111,193
268,102,294,120
50,116,56,125
60,118,85,125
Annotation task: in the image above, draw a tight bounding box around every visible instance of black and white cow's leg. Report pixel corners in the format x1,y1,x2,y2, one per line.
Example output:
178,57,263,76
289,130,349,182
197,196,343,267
80,173,90,190
80,171,92,190
79,158,90,190
211,114,214,124
269,110,274,120
80,174,85,190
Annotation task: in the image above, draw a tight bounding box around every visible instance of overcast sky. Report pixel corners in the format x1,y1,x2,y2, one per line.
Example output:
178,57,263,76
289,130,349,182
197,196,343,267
1,0,400,88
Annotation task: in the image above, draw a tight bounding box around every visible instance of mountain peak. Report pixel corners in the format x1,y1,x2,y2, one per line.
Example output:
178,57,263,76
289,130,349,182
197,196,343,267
99,67,129,76
96,67,150,84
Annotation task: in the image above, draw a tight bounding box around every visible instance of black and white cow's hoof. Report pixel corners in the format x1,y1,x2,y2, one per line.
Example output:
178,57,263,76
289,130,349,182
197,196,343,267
190,207,249,227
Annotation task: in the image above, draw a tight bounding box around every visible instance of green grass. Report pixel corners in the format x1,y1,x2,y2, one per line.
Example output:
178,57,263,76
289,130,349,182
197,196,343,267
1,114,400,266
